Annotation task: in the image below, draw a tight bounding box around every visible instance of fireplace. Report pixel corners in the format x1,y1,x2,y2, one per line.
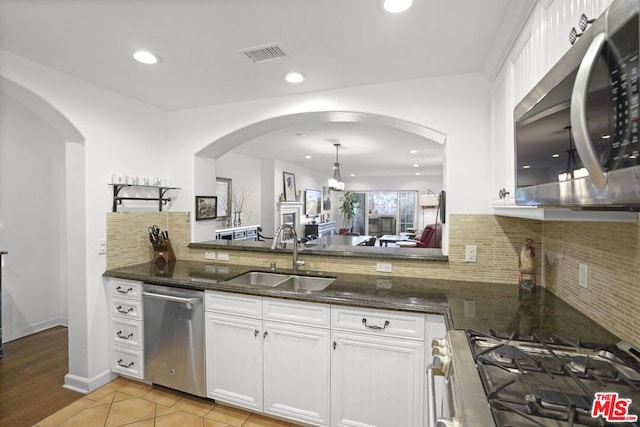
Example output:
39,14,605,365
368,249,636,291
277,202,303,236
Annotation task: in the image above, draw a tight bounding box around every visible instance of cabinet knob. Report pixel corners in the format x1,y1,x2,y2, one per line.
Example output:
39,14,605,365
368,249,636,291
498,188,510,199
254,329,259,337
333,341,337,350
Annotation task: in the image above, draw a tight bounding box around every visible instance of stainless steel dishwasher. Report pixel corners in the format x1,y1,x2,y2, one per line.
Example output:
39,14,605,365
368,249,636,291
142,283,206,397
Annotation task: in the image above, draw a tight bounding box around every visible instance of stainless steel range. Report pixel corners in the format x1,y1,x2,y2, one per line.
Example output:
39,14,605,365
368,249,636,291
432,330,640,427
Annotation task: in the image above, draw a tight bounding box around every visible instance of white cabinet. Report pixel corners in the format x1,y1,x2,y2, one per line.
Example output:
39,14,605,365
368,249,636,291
330,306,426,427
205,291,331,426
490,0,626,220
206,312,264,410
263,321,331,426
106,278,145,379
544,0,613,70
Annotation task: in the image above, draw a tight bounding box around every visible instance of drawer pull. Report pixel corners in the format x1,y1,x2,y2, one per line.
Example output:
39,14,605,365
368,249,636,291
116,305,134,314
115,286,133,294
116,358,135,369
362,318,390,330
116,330,134,340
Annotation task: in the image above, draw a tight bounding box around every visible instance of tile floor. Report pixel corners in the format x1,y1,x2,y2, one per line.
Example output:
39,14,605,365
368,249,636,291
35,377,303,427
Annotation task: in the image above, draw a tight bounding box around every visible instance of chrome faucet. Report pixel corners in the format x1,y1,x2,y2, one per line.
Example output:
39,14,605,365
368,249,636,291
271,224,305,273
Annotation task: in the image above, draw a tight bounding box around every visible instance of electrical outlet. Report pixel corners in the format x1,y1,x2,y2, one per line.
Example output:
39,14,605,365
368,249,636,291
465,245,477,263
97,238,107,255
204,251,216,260
217,252,230,261
579,263,588,289
376,262,393,273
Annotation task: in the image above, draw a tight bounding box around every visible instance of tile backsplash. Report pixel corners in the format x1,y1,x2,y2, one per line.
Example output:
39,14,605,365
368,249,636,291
542,218,640,348
106,211,639,346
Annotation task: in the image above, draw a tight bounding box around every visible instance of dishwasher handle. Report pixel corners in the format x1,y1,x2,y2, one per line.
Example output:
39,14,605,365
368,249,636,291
142,291,201,306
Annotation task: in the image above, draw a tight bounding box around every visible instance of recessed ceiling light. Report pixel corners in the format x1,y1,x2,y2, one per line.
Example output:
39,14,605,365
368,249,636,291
410,149,417,154
552,154,560,158
415,172,421,175
413,164,419,168
381,0,413,13
350,173,356,177
133,50,159,65
305,155,312,159
285,72,305,83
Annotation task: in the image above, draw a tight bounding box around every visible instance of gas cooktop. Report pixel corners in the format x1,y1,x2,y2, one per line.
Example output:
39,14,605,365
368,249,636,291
466,330,640,427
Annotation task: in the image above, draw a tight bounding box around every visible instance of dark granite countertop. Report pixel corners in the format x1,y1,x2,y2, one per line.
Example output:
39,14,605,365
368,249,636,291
104,260,620,345
188,238,448,262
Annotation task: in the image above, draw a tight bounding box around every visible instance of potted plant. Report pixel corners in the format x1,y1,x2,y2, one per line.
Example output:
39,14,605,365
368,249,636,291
339,191,359,234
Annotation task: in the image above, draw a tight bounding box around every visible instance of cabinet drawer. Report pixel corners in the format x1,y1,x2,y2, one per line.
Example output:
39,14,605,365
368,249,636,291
108,279,143,300
111,318,143,349
111,297,143,321
331,306,425,340
112,345,144,379
263,297,330,328
205,290,262,318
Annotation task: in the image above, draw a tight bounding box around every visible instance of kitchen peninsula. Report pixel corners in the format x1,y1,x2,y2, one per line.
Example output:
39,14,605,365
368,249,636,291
105,260,618,349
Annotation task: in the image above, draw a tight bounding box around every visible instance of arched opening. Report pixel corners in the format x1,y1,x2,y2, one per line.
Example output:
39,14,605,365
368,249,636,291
194,111,447,250
0,77,86,389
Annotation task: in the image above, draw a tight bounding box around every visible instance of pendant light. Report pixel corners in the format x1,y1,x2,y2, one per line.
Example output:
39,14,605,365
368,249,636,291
328,143,345,191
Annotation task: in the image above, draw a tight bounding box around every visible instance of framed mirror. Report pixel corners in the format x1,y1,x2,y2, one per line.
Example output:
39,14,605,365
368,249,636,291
216,177,232,221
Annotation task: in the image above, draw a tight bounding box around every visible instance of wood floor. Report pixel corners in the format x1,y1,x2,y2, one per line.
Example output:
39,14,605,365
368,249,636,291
0,326,82,426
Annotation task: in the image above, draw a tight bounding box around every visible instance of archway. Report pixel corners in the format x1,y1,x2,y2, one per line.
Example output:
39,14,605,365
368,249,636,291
193,110,447,244
0,77,87,391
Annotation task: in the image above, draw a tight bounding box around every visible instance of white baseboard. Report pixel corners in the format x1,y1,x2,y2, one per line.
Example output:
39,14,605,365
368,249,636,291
63,369,116,394
3,317,67,343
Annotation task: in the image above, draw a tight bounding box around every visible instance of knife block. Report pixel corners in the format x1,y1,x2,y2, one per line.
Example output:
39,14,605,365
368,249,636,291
151,239,176,265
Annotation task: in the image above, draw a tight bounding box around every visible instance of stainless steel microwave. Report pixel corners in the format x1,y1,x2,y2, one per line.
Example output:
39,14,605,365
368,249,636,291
514,0,640,210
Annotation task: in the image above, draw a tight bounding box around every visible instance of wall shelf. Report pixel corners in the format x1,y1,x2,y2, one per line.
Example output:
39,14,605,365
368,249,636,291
110,184,180,212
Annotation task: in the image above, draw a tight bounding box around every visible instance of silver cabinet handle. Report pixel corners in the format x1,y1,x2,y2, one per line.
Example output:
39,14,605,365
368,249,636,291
362,318,390,330
142,291,200,305
115,286,133,294
116,358,134,369
116,330,134,340
570,32,608,188
115,305,134,314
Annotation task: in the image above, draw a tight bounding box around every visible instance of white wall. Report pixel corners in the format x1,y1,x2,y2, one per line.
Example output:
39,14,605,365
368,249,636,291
0,49,169,393
0,93,67,341
216,151,262,227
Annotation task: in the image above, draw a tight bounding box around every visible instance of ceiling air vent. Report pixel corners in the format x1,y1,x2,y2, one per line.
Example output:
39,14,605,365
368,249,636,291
238,43,288,63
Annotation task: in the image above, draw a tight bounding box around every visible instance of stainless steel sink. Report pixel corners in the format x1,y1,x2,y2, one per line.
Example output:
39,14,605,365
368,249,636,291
224,271,290,287
276,275,336,292
223,271,335,292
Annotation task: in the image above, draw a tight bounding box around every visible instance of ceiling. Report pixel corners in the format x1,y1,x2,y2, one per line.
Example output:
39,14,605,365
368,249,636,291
0,0,534,178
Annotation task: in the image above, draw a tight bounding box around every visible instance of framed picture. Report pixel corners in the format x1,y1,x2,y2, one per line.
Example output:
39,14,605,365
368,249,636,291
305,189,322,216
322,186,331,210
283,172,297,202
216,177,232,220
195,196,217,220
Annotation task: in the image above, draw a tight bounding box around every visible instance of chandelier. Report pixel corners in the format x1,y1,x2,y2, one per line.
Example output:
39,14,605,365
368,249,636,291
328,143,345,191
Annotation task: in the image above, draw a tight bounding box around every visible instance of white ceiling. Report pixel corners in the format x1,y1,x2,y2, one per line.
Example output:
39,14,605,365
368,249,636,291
0,0,533,178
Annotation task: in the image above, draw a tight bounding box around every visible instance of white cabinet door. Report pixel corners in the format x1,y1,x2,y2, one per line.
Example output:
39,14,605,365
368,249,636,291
263,321,331,427
544,0,613,71
205,312,263,411
331,331,424,427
